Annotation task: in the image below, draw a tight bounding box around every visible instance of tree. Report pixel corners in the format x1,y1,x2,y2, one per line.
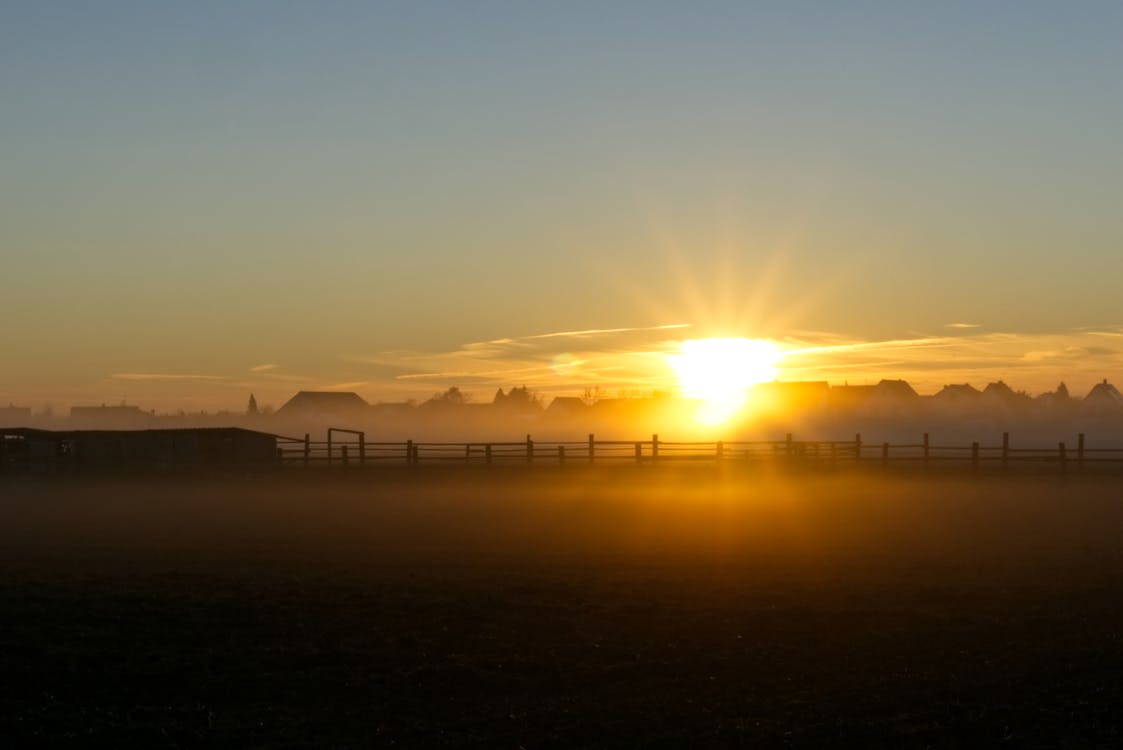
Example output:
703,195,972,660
247,393,259,416
427,386,468,406
493,386,542,412
581,386,605,405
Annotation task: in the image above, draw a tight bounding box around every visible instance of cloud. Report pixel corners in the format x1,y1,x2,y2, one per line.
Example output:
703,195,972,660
347,324,694,399
111,373,228,381
945,322,981,329
249,363,278,372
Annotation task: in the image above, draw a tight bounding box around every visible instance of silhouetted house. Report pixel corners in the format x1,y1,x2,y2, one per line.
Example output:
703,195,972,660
865,379,920,418
1082,379,1123,414
545,396,589,419
1036,382,1073,411
979,381,1032,419
828,385,875,414
931,384,982,414
0,405,32,426
0,428,278,474
70,404,153,429
277,391,369,419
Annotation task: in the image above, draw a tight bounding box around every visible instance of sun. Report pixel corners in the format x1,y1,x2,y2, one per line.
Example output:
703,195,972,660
668,338,782,426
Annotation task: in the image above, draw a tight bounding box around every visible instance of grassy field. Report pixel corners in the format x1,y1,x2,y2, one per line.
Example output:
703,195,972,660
2,467,1123,747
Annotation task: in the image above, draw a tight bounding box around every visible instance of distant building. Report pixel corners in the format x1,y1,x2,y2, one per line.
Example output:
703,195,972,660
932,384,982,410
0,427,278,474
0,405,32,426
979,380,1032,418
865,379,921,418
276,391,369,419
1082,379,1123,413
69,404,152,428
828,385,876,413
545,396,589,419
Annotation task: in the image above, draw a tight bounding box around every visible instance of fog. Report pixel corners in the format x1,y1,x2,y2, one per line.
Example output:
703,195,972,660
4,469,1122,584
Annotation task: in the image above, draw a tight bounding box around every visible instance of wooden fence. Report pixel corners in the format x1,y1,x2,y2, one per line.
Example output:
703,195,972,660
275,430,1123,473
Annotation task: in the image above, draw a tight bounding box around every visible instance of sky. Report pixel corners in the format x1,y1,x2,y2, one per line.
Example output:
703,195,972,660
4,1,1123,411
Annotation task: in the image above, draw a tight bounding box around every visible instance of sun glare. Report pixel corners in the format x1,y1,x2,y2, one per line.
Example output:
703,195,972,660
668,338,781,426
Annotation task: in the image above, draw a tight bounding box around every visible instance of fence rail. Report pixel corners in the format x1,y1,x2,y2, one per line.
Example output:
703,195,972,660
273,430,1121,473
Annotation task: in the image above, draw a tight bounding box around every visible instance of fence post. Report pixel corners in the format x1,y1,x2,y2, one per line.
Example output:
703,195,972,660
359,432,366,466
406,440,413,465
558,445,565,464
716,441,724,461
485,444,492,465
1078,433,1085,471
1059,442,1067,473
652,434,659,462
923,433,929,467
881,442,889,467
1002,432,1009,469
971,442,979,471
855,433,862,464
303,433,310,469
327,431,333,466
588,433,595,464
634,442,642,464
526,434,534,464
341,444,349,466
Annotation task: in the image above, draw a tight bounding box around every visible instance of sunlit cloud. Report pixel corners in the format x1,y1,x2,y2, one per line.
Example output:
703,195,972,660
946,322,981,329
111,373,229,382
249,363,278,372
523,323,692,340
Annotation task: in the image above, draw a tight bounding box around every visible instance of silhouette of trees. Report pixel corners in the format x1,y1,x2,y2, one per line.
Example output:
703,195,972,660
423,386,470,410
581,386,605,405
493,386,542,412
247,393,259,416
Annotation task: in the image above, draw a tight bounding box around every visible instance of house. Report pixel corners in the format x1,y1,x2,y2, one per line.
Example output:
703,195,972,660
979,380,1032,418
1036,382,1073,411
1082,379,1123,413
0,404,32,426
276,391,369,419
865,379,920,418
932,383,981,408
69,404,153,429
545,397,589,419
828,384,875,414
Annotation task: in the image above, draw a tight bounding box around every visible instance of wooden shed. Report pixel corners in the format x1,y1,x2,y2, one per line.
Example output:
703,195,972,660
0,427,279,474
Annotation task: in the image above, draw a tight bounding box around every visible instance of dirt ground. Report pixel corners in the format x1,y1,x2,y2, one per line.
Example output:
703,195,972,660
2,467,1123,747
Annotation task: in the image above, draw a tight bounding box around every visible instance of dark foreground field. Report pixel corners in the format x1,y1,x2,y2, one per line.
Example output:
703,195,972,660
2,467,1123,748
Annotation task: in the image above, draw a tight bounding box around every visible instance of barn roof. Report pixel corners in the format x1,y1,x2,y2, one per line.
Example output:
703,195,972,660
277,391,369,415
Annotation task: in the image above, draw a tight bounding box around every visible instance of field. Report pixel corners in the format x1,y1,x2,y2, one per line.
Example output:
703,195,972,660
2,467,1123,747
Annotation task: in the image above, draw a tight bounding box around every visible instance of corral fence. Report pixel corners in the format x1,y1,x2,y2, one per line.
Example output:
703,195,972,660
275,430,1123,473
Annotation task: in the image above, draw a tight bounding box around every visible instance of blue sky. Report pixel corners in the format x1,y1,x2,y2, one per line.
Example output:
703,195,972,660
4,2,1123,408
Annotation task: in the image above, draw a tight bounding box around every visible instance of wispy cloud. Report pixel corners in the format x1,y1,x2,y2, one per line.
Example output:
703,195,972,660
523,323,692,341
945,322,981,329
249,363,278,372
111,373,229,381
